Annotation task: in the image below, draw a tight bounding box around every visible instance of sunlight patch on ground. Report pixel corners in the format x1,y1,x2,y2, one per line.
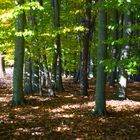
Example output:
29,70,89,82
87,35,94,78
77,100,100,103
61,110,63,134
31,106,40,109
15,127,45,136
15,114,37,121
13,108,22,112
48,107,65,113
107,100,140,111
55,124,70,132
49,101,94,115
0,97,11,102
0,114,9,121
51,113,74,119
134,114,140,117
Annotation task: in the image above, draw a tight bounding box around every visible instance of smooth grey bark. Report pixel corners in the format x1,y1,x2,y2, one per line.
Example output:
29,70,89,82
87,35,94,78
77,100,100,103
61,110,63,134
24,51,32,95
92,0,108,115
38,0,55,96
32,61,39,93
27,0,40,94
51,0,64,91
37,0,43,96
12,0,25,106
55,35,64,91
43,55,55,96
73,52,82,83
115,13,130,100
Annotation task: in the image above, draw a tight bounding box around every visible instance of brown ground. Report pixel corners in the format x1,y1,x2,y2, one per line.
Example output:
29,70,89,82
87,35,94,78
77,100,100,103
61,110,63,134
0,72,140,140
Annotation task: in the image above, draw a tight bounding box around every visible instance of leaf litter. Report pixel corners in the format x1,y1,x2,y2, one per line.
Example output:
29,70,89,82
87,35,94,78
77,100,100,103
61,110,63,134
0,75,140,139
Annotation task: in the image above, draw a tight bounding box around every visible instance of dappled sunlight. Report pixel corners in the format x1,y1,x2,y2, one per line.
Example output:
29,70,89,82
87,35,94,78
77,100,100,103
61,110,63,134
15,114,37,121
51,113,74,119
0,96,11,103
49,107,65,113
0,77,140,139
107,99,140,112
55,124,71,132
0,114,9,121
14,127,46,136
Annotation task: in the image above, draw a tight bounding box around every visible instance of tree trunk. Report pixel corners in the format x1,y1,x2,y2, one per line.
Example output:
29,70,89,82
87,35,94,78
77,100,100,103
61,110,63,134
55,34,64,91
24,51,32,95
27,0,40,94
32,61,39,93
51,0,64,91
115,12,130,100
73,52,82,83
80,0,92,96
109,10,119,86
92,0,108,115
0,53,5,78
12,0,25,106
43,55,55,97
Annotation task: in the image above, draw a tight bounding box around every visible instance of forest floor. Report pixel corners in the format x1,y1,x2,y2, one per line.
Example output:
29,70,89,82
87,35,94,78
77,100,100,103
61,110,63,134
0,69,140,140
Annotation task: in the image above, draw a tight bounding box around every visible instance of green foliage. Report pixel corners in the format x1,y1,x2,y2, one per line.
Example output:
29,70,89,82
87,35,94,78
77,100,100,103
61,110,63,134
0,0,140,73
102,56,140,75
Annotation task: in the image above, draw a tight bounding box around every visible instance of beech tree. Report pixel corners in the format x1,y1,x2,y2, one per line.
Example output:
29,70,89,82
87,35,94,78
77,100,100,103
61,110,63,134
80,0,92,96
51,0,64,91
0,0,140,113
12,0,25,105
92,0,108,115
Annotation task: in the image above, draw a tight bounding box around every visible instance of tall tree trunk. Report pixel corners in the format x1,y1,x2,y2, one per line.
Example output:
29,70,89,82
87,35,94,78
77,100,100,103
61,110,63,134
51,0,64,91
12,0,25,106
43,55,55,96
92,0,108,115
32,61,39,93
73,52,82,83
80,0,92,96
27,0,40,94
55,34,64,91
109,10,119,86
24,51,32,95
115,12,130,100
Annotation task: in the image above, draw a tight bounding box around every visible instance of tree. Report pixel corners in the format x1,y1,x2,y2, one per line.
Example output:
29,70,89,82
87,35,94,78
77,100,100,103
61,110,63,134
51,0,64,91
12,0,25,105
24,50,32,95
109,10,119,87
92,0,108,116
115,12,130,100
80,0,92,96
